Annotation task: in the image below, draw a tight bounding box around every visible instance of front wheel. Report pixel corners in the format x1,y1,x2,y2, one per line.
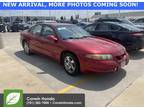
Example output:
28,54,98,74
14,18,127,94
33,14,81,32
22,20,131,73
63,53,80,76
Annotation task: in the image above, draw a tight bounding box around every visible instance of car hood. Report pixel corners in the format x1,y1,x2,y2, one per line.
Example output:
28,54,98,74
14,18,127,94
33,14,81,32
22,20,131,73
134,24,144,29
65,37,125,55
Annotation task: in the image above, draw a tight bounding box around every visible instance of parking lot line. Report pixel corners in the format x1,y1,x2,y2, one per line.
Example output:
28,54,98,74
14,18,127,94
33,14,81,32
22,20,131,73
57,85,76,94
57,77,93,93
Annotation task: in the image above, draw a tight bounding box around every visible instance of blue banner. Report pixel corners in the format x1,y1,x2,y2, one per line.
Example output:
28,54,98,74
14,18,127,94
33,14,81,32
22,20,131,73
0,2,144,10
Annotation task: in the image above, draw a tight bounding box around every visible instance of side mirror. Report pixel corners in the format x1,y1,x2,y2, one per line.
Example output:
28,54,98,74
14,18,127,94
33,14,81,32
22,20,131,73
46,35,58,42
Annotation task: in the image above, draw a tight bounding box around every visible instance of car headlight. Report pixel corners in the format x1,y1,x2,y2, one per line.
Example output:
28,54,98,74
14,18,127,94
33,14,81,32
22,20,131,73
122,46,126,51
86,54,113,60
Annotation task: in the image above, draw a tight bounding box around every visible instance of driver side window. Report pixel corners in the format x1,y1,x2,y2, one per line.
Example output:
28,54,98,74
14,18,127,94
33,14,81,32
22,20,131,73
30,25,42,36
42,25,55,37
96,24,110,31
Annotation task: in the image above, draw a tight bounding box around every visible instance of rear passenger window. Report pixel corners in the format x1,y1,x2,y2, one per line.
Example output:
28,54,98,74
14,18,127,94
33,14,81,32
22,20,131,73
135,19,144,23
110,25,120,31
96,24,110,31
30,25,42,35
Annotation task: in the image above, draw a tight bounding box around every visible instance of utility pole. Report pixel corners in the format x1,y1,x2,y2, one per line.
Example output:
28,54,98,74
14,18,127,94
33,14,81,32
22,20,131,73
22,10,25,22
9,10,12,23
49,10,51,20
86,10,89,22
118,10,121,18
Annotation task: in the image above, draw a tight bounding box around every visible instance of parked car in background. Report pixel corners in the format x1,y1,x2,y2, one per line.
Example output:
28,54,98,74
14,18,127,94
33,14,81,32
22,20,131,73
10,21,22,32
21,22,31,30
84,22,144,51
71,19,78,24
96,18,144,30
20,23,129,76
57,20,72,24
36,20,57,24
0,23,6,32
76,22,92,28
10,21,29,32
134,18,144,26
5,22,11,32
27,21,37,28
128,18,136,22
42,20,57,23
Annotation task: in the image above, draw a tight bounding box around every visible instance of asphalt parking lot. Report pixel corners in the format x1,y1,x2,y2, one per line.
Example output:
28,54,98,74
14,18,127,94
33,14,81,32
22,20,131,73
1,32,144,107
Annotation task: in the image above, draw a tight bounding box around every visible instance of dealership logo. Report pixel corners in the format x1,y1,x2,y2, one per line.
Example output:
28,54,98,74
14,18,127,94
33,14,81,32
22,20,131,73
3,89,23,107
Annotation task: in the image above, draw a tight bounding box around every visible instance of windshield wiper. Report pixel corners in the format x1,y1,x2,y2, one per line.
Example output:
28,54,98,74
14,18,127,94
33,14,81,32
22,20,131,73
80,35,95,39
66,37,82,39
63,36,94,40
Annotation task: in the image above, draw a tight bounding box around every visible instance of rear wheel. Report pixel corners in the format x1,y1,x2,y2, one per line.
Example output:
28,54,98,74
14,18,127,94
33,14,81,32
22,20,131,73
63,53,80,76
23,41,32,55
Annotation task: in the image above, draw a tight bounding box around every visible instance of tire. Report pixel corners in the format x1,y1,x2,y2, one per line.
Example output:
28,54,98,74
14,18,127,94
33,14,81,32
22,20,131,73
23,41,32,55
63,53,80,76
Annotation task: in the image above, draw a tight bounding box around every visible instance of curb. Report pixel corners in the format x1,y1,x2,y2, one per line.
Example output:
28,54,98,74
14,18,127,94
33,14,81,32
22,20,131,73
109,74,144,107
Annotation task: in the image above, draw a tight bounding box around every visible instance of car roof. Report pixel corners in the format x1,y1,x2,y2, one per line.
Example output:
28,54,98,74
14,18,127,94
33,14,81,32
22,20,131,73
96,17,123,21
40,23,73,27
78,22,91,24
103,21,135,27
93,21,130,27
93,21,142,31
94,21,120,25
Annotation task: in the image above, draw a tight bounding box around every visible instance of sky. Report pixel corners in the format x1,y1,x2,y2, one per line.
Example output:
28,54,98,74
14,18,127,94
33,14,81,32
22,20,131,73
0,10,143,19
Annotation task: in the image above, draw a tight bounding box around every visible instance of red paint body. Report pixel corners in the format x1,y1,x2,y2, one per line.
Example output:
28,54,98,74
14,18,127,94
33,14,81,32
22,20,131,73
20,24,129,73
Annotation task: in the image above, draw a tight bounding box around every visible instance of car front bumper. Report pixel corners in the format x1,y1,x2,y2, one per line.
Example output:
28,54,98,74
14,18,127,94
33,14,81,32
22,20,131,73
80,53,129,73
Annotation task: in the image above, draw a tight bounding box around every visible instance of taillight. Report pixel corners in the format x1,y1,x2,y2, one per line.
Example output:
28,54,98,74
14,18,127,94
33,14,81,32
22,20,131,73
130,32,144,37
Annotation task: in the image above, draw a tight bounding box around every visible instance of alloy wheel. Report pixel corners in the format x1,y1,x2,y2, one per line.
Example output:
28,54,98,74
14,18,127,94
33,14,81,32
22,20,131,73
64,55,77,74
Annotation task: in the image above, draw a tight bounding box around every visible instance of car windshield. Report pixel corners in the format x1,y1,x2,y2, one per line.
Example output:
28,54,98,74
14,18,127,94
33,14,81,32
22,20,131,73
56,25,92,39
119,23,141,31
121,19,134,25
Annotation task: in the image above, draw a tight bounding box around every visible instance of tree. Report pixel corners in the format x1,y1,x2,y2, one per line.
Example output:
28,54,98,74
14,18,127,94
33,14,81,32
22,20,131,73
75,14,79,20
0,17,2,23
64,17,66,21
60,16,64,21
70,16,74,22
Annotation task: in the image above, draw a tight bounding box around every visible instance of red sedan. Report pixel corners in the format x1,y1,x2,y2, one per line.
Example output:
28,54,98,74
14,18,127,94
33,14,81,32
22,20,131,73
20,23,129,76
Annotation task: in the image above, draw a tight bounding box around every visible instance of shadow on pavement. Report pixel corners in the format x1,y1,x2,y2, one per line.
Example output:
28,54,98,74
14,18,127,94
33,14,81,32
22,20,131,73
129,50,144,60
15,51,126,91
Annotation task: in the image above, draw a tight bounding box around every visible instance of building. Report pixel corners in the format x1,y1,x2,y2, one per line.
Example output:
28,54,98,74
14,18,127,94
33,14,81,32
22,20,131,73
91,11,144,21
0,16,56,23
